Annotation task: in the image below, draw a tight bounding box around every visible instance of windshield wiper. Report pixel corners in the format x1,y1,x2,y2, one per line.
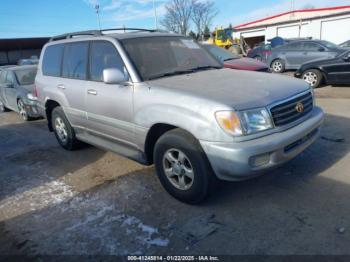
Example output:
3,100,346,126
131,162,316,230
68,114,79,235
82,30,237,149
148,69,195,80
190,65,222,71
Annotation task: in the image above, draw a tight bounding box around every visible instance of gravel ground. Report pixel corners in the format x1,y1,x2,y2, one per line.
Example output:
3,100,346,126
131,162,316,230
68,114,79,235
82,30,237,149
0,85,350,256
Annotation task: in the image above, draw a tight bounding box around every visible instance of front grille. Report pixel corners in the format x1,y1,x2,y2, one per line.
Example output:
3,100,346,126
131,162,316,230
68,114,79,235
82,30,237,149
270,92,313,127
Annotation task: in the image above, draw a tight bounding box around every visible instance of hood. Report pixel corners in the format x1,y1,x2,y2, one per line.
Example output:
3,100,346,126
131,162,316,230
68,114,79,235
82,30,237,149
147,69,310,110
224,57,268,71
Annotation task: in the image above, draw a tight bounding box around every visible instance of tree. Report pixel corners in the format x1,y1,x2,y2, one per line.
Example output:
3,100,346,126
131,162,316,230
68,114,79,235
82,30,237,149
203,25,211,40
192,1,218,39
188,30,197,39
161,0,196,35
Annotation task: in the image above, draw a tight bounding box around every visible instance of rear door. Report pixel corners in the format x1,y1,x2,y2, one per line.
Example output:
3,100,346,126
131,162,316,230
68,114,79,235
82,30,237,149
85,40,134,144
301,42,329,64
283,42,304,69
59,41,89,129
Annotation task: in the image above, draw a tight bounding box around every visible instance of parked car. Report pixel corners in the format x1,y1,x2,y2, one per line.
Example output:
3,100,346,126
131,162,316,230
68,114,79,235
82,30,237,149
339,40,350,49
36,29,324,203
18,56,39,66
268,40,345,73
0,65,40,120
202,44,269,72
295,50,350,88
247,43,272,63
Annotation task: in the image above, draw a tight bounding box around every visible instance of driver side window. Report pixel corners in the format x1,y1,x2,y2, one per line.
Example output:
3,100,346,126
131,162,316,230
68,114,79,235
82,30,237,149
89,41,126,82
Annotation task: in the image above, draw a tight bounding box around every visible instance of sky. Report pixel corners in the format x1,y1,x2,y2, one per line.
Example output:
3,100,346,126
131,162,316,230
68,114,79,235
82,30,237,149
0,0,349,38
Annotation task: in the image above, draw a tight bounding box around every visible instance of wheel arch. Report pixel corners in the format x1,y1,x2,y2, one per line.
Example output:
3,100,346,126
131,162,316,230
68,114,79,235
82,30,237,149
45,99,61,131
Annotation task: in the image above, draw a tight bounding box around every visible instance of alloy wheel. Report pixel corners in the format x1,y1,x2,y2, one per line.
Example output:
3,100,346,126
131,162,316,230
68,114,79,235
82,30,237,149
162,148,194,191
272,61,282,72
303,71,318,87
17,100,27,120
54,116,68,144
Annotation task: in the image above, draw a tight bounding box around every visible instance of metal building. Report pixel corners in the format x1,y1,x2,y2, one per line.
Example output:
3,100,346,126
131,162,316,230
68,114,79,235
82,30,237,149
232,5,350,47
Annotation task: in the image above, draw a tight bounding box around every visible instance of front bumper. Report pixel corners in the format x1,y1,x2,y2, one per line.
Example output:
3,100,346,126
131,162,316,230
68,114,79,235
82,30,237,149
200,107,324,181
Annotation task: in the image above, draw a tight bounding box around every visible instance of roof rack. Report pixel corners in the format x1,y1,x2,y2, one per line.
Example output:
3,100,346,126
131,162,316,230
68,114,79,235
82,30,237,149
50,28,166,42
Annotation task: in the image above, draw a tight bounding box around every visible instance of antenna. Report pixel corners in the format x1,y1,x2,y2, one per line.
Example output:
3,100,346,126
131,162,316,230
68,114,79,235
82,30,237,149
95,4,102,30
152,0,158,29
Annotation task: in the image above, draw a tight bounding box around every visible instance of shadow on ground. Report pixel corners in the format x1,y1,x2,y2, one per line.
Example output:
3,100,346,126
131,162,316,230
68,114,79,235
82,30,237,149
0,113,350,255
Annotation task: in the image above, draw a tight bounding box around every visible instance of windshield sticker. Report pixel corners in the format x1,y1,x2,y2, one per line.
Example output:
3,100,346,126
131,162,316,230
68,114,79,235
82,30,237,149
181,39,201,49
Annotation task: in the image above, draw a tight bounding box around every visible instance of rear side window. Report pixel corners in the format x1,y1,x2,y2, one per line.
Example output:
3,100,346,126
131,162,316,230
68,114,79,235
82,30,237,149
42,44,64,77
286,42,303,50
303,42,321,51
89,41,125,82
62,42,88,80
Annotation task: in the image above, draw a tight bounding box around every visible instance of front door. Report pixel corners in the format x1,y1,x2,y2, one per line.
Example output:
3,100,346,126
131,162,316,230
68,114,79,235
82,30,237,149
324,53,350,84
4,71,17,110
85,40,134,144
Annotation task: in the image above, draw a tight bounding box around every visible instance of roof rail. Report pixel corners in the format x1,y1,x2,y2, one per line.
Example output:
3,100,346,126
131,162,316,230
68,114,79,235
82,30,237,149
50,28,167,42
50,30,102,41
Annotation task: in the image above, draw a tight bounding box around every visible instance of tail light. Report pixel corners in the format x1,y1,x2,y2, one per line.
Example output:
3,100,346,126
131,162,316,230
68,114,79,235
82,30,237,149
33,84,39,98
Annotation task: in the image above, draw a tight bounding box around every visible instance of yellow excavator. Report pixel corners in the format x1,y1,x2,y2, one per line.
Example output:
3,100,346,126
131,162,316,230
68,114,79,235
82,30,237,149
207,28,249,55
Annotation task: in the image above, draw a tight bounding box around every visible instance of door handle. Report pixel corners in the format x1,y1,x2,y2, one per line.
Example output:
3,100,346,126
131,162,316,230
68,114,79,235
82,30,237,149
87,89,98,95
57,84,66,90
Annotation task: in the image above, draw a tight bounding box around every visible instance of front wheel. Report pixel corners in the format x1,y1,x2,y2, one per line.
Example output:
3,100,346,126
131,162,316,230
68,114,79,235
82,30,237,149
302,69,323,88
154,129,217,204
271,59,285,73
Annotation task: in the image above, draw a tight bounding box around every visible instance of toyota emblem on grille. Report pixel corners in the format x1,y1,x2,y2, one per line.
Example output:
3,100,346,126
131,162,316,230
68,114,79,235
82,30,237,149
295,102,304,113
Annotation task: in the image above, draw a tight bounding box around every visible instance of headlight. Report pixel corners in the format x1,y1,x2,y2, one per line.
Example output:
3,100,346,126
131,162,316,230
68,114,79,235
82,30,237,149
240,108,273,135
27,93,37,101
215,108,273,136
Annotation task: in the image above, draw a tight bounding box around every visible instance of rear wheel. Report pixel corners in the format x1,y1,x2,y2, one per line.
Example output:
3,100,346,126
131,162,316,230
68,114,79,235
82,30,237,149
154,129,217,204
17,99,31,121
271,59,285,73
302,69,322,88
51,106,80,150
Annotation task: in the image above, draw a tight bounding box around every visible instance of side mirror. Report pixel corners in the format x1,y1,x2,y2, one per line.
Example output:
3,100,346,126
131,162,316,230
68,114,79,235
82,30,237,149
318,47,325,52
4,83,13,88
103,68,129,84
344,53,350,61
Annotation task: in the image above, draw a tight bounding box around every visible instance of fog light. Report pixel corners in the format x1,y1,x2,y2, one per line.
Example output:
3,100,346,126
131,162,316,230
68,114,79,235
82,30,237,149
250,153,270,167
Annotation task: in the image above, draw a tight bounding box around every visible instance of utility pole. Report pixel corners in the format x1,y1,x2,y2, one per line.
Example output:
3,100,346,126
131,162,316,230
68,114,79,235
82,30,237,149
152,0,158,29
95,4,102,30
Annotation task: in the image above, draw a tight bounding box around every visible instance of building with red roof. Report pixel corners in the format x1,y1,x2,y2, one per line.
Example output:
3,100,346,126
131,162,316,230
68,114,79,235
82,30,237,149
232,5,350,47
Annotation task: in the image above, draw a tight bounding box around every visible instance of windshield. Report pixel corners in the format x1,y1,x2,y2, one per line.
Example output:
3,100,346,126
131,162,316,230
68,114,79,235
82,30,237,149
203,44,240,62
14,68,37,85
319,40,339,49
121,36,222,80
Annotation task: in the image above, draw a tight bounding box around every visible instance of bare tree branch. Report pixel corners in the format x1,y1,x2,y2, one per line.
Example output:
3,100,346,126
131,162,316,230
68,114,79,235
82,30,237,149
161,0,196,35
192,0,218,39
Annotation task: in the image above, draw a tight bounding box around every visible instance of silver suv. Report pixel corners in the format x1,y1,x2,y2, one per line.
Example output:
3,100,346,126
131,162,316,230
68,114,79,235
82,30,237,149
35,29,324,203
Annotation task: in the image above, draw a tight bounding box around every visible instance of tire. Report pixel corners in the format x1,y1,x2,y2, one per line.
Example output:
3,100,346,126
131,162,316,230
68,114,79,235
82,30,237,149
51,106,80,150
154,128,217,204
271,59,285,73
17,99,31,121
302,69,323,88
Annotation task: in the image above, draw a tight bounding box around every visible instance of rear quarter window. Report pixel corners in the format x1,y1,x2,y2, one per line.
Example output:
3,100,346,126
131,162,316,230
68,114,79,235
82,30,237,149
42,44,64,77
